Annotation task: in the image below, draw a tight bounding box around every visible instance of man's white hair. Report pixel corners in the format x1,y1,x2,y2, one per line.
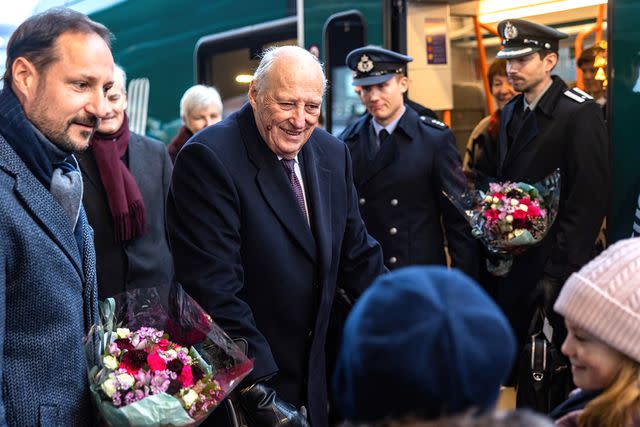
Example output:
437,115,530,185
180,85,223,120
252,45,327,95
114,64,127,94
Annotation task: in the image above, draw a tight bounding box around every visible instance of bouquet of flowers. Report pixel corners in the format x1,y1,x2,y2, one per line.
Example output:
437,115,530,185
445,169,561,276
86,285,253,426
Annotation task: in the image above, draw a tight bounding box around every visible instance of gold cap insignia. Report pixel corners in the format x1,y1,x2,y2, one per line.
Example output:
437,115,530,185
504,22,518,40
357,54,374,73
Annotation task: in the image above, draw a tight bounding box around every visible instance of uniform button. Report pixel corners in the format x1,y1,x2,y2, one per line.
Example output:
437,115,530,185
390,199,398,206
389,227,398,235
389,257,397,264
359,198,366,205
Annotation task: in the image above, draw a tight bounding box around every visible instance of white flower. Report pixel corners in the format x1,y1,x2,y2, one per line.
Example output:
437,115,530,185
492,196,500,204
117,373,135,390
506,215,513,223
116,328,131,339
508,232,515,240
165,349,178,360
182,389,199,409
510,199,519,206
490,204,497,210
103,355,119,370
101,378,118,398
485,195,493,203
519,204,528,212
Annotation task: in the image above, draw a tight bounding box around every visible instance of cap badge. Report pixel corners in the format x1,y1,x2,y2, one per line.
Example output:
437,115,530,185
357,54,374,73
504,22,518,40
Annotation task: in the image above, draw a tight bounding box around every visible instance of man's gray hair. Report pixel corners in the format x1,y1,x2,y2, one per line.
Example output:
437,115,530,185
180,84,223,120
114,64,127,94
252,45,327,95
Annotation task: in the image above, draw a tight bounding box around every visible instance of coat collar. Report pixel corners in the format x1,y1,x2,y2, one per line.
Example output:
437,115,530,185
0,135,85,280
237,102,325,263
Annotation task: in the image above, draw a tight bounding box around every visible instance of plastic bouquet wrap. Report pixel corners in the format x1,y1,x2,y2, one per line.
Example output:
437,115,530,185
444,169,561,276
85,285,253,426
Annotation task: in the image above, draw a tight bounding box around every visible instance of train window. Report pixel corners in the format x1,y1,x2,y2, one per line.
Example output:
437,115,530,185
323,10,368,135
195,17,297,116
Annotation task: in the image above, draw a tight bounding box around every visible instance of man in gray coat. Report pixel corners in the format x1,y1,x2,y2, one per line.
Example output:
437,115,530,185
77,64,174,299
0,8,114,425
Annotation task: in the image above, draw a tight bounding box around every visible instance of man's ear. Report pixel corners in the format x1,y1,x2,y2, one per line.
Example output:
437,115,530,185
11,57,39,102
398,75,409,94
544,52,558,73
248,81,258,109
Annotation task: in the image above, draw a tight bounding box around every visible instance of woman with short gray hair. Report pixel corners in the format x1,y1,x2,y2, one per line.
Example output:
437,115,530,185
168,84,222,162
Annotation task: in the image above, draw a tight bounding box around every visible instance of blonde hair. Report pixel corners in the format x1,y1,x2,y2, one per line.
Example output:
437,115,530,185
578,356,640,427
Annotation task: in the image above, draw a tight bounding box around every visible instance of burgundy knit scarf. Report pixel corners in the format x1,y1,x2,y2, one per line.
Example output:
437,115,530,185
90,114,147,242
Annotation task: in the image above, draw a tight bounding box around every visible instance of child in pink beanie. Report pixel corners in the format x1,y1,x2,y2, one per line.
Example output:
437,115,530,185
549,237,640,427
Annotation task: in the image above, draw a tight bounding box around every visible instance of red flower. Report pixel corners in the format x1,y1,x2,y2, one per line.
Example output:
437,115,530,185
492,192,504,200
520,197,532,206
512,209,527,220
157,339,170,351
120,349,147,374
528,206,541,217
114,338,134,351
179,365,194,387
147,352,167,371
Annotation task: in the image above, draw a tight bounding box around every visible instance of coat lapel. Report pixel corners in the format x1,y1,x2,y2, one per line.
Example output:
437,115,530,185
361,131,398,187
0,138,84,279
499,100,515,174
301,138,332,273
505,109,538,165
237,104,317,262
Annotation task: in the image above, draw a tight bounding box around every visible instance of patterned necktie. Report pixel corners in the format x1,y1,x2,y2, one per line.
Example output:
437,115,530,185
281,158,308,222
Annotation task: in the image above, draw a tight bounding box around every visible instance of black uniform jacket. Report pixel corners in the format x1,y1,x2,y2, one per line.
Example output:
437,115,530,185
483,76,610,346
339,106,477,276
166,103,386,427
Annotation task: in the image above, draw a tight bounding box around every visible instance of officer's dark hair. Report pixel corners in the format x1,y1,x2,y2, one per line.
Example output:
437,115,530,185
3,7,113,86
537,48,556,60
488,59,508,86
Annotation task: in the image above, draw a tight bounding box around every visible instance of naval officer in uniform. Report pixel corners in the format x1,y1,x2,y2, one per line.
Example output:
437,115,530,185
483,20,610,392
339,46,477,276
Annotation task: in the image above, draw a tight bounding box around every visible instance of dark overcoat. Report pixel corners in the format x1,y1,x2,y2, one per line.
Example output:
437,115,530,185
339,106,477,276
166,103,386,427
484,76,610,348
77,133,174,299
0,135,98,426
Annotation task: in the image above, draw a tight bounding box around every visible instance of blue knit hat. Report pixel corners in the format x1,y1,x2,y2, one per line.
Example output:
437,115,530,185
332,266,516,423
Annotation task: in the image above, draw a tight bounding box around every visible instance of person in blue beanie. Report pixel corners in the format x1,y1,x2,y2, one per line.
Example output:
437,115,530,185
332,266,517,423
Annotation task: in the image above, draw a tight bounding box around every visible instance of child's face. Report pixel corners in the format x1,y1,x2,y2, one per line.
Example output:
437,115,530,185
562,319,623,391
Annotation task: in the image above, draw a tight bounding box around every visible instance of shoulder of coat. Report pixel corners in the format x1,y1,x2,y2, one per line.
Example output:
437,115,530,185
564,87,593,104
420,116,448,130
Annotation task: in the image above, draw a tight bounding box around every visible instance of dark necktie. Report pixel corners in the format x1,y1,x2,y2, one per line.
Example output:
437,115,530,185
281,158,308,222
379,129,389,146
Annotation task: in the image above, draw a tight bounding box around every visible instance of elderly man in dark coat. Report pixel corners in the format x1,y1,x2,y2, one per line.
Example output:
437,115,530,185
77,64,174,299
167,45,386,427
0,8,114,425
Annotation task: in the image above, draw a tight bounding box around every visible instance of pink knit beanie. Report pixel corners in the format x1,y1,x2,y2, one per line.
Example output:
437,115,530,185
554,237,640,362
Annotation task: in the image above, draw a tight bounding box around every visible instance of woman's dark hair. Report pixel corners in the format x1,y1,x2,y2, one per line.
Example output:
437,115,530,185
3,7,112,85
488,59,508,86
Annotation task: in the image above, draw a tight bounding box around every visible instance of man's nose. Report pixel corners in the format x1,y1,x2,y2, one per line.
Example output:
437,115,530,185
291,106,306,128
87,90,110,119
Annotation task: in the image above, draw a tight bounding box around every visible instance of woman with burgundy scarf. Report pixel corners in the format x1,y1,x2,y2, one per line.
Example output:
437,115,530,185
77,65,174,299
168,84,223,162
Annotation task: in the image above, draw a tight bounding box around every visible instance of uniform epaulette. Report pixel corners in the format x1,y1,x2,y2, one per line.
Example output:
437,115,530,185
421,116,448,130
564,88,592,103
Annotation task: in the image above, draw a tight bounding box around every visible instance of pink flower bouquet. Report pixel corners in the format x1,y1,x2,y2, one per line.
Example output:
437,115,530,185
445,169,561,276
86,286,253,426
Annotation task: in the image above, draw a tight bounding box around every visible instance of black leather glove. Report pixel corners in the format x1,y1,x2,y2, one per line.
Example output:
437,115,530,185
239,383,310,427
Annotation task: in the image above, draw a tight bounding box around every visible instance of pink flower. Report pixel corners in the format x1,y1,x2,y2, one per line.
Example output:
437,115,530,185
179,365,194,387
147,352,167,371
157,339,170,351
